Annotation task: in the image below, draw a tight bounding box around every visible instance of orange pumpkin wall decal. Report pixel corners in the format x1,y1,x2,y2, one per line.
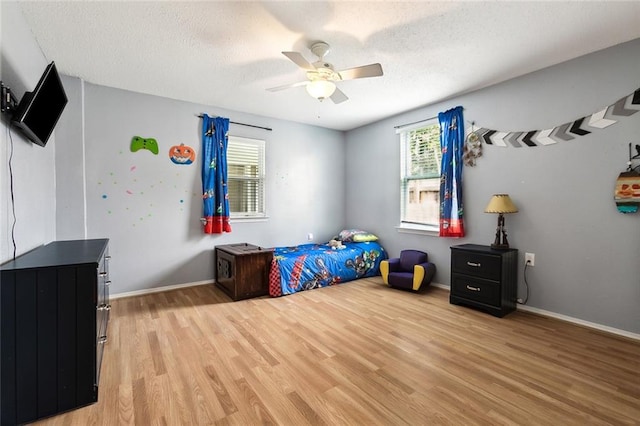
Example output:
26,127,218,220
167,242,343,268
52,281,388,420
169,143,196,165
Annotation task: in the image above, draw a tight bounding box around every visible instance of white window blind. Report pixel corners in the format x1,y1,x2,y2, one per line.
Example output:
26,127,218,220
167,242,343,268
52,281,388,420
227,136,265,218
400,121,441,227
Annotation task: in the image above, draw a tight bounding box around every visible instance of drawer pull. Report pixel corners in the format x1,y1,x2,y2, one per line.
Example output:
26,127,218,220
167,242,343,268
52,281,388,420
466,261,481,267
98,336,108,344
97,304,111,311
466,285,481,292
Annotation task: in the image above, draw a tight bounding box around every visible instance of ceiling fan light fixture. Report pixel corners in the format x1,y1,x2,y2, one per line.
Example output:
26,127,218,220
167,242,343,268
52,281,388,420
269,41,382,104
306,80,336,100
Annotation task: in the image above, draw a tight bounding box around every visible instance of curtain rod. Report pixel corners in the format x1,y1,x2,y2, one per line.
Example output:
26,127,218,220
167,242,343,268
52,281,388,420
394,115,437,130
197,114,272,131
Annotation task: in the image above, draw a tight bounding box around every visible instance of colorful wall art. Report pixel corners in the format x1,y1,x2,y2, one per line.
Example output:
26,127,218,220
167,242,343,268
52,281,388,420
615,172,640,213
169,143,196,165
130,136,159,154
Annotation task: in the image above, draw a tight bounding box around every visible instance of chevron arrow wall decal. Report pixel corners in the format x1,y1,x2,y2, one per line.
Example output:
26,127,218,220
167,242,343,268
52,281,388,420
463,87,639,153
626,91,640,110
536,128,557,145
522,131,538,147
506,132,523,147
493,132,508,147
569,117,591,136
481,129,496,145
610,97,638,117
551,123,575,142
516,132,530,146
588,108,617,129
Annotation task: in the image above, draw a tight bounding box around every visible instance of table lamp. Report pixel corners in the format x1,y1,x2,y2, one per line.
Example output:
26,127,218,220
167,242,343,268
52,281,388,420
484,194,518,249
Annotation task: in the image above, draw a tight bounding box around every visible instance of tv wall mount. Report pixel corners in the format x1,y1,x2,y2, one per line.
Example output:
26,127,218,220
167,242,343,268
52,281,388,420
1,82,19,115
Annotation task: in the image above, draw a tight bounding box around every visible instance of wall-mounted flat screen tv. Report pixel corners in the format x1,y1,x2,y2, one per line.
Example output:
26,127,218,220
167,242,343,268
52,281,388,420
12,61,68,147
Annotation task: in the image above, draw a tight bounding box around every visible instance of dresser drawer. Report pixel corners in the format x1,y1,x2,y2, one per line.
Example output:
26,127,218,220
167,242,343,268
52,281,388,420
451,274,501,307
451,251,501,281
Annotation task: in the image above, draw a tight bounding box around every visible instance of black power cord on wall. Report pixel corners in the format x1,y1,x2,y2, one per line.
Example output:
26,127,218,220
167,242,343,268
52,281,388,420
517,261,531,304
7,121,18,260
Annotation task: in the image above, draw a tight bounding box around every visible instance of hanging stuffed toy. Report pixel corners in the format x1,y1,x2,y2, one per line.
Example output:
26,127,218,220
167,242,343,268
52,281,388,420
463,123,482,166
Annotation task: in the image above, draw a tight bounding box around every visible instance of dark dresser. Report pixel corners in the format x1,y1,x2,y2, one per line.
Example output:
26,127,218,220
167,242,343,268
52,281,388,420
215,243,273,301
450,244,517,317
0,239,110,425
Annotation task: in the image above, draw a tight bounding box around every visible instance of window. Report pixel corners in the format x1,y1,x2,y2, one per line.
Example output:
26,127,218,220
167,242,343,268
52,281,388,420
227,136,266,218
400,120,441,230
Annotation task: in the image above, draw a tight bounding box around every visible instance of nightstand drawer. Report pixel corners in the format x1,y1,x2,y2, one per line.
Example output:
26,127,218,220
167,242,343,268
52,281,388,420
451,274,501,307
451,251,501,281
450,244,518,317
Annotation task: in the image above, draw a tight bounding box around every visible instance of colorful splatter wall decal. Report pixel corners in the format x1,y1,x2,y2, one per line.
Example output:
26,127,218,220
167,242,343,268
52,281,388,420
97,156,196,225
169,143,196,165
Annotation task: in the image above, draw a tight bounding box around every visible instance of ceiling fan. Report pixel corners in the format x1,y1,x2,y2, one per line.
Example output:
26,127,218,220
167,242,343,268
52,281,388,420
267,41,384,104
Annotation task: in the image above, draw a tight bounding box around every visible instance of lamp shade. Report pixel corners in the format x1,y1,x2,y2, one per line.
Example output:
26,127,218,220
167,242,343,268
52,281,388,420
484,194,518,214
306,80,336,100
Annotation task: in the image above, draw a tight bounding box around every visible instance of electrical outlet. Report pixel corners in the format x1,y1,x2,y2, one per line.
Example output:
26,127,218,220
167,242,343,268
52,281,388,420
525,252,535,266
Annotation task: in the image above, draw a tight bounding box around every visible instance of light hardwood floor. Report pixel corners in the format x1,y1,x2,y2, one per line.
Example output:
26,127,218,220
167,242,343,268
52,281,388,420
33,277,639,425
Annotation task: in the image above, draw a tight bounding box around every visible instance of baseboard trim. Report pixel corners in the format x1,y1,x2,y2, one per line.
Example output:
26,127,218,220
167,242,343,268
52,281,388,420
431,282,450,291
111,280,213,300
516,304,640,341
429,282,639,341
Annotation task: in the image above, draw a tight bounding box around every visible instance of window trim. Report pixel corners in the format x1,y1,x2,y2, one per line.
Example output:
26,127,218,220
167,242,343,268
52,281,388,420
396,223,439,236
399,118,441,232
227,135,266,220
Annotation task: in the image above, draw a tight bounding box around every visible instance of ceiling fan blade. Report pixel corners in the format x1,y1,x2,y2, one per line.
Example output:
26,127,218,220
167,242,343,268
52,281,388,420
266,81,309,92
282,51,316,71
338,63,383,80
330,87,349,104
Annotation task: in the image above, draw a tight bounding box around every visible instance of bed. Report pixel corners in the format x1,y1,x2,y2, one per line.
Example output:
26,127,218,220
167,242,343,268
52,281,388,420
268,239,387,297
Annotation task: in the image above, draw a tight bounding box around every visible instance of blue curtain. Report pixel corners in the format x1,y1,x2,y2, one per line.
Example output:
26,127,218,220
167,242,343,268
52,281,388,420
201,115,231,234
438,106,465,237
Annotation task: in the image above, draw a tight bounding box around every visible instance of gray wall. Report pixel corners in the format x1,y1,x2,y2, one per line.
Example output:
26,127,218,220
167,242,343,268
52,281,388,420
56,75,87,240
57,81,346,294
1,2,57,262
3,0,638,334
346,38,640,334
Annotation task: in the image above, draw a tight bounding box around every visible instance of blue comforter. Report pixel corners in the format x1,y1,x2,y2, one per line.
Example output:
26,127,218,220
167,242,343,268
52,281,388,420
270,241,387,296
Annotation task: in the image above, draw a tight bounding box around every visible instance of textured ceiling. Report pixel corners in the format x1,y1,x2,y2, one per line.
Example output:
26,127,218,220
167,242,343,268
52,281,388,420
17,1,640,131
